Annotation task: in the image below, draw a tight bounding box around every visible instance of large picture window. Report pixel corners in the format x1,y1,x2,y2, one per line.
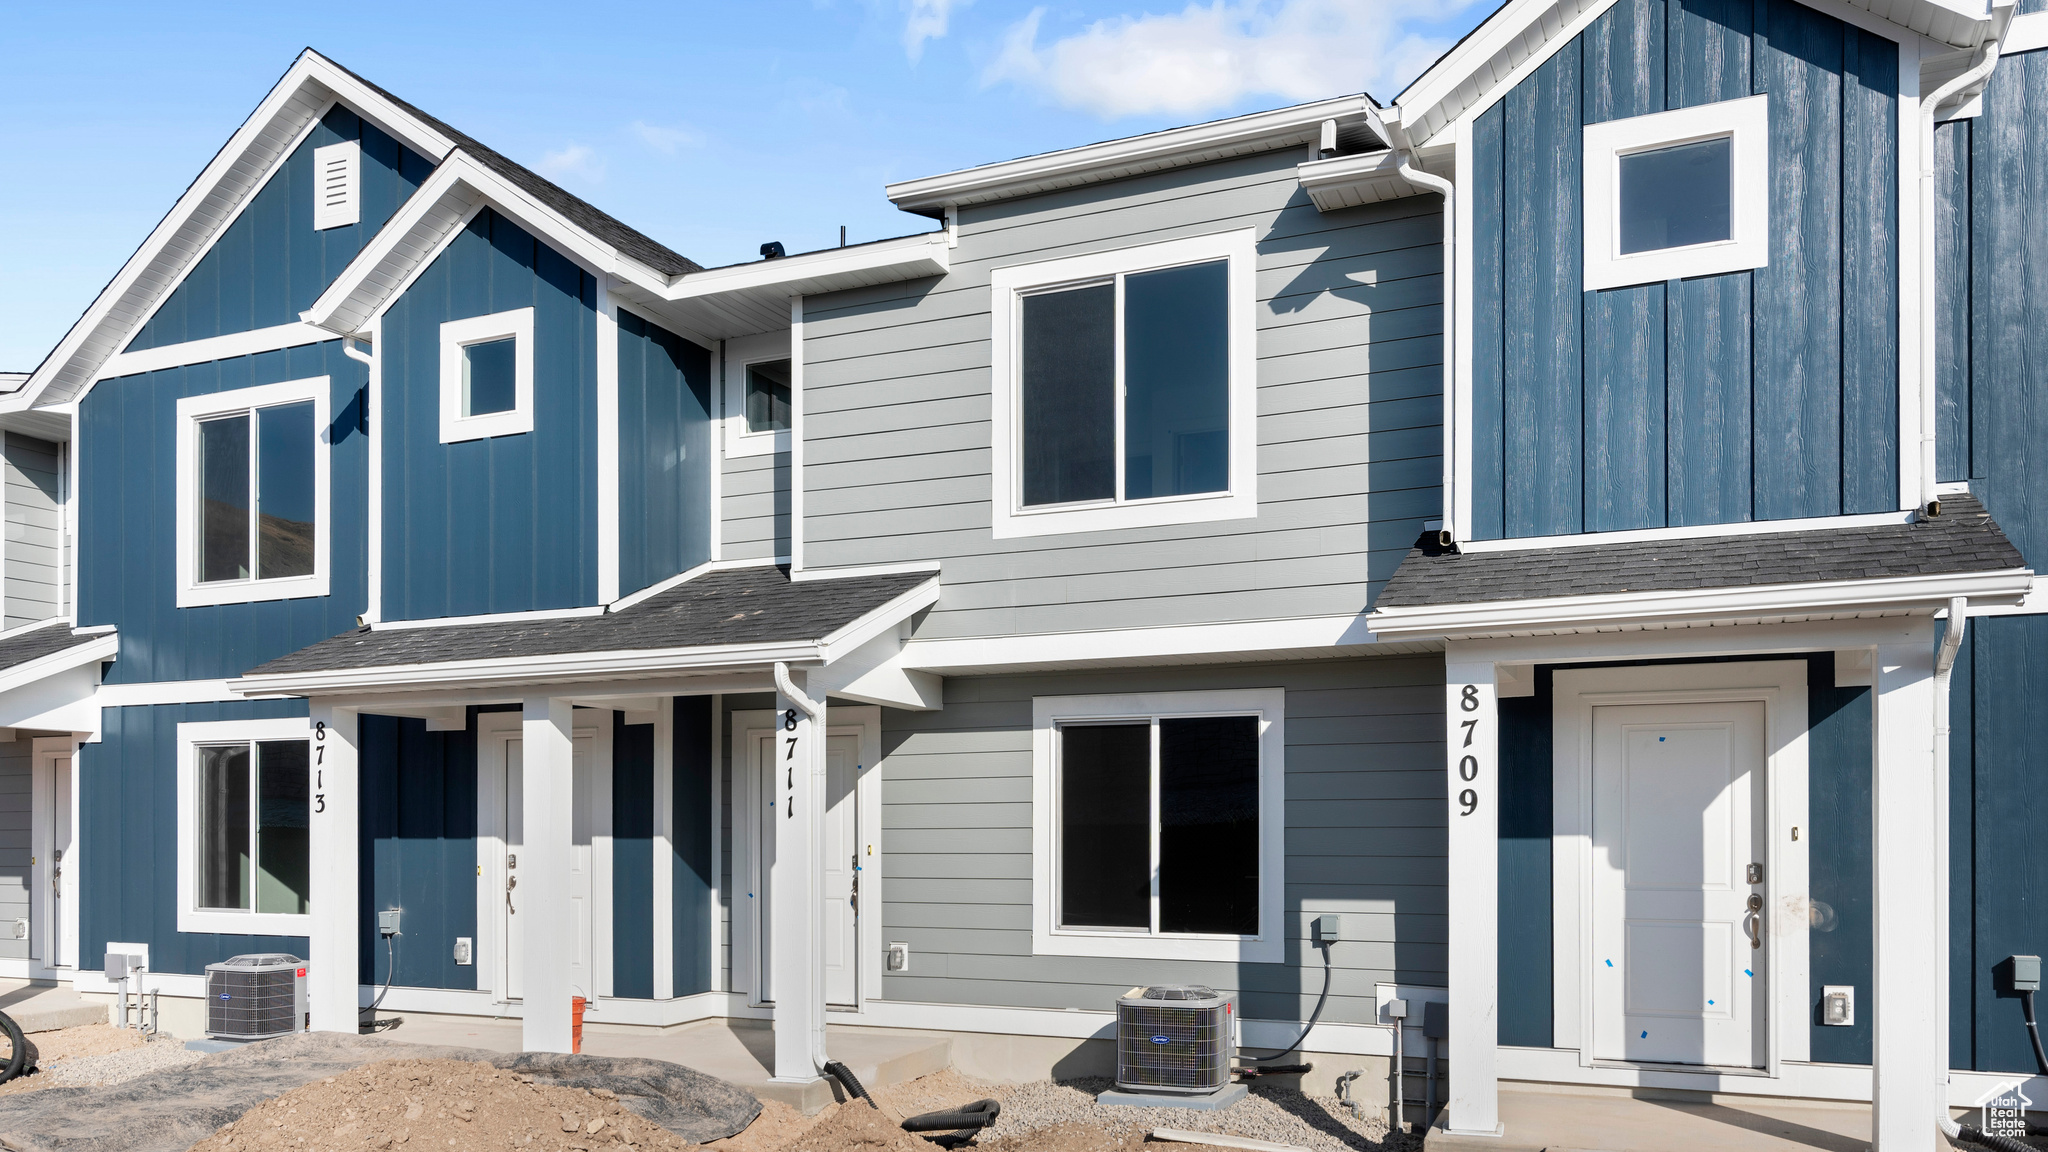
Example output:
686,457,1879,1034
991,231,1257,538
177,718,316,935
1032,689,1283,962
176,378,331,607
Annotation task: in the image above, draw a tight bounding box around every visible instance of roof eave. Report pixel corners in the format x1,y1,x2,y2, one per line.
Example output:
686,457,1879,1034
0,631,119,699
1366,567,2035,640
231,638,828,699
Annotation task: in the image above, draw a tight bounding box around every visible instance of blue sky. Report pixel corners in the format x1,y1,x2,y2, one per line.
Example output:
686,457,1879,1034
0,0,1492,370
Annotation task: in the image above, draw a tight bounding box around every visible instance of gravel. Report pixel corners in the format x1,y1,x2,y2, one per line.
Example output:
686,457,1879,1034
35,1036,207,1087
975,1077,1412,1152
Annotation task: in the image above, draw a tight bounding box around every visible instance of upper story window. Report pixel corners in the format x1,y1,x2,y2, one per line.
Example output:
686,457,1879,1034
176,377,331,607
990,230,1257,539
1583,94,1768,291
177,717,315,936
723,330,793,459
1031,688,1284,963
440,307,535,443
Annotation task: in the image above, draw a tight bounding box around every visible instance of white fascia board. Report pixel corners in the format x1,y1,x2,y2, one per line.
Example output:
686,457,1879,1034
817,576,942,663
0,633,117,700
1367,568,2035,639
10,51,455,413
1458,509,1918,553
230,640,823,698
1296,149,1452,212
2008,10,2048,52
98,322,336,380
900,613,1381,674
659,233,950,304
304,153,669,336
887,94,1378,214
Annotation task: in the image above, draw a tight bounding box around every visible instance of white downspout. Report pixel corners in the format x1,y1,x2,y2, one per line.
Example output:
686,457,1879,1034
1918,4,2013,516
1381,109,1458,545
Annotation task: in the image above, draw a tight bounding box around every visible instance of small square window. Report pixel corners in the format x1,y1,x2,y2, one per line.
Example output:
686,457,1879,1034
744,359,792,433
462,338,518,417
440,308,535,442
1583,94,1768,291
1619,137,1732,254
177,378,329,607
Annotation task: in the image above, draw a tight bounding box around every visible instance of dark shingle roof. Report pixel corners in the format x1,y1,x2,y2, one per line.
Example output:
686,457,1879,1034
334,59,702,278
245,566,935,678
1374,493,2026,610
0,622,109,676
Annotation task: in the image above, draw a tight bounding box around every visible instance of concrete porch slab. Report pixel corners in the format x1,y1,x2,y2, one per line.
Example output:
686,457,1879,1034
0,980,107,1034
379,1014,951,1113
1422,1084,1872,1152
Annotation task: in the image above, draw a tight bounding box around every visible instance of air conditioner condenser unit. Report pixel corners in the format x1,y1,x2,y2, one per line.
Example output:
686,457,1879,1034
1115,985,1236,1095
205,953,307,1041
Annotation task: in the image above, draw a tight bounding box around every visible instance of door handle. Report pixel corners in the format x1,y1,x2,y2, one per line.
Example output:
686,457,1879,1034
1745,893,1763,950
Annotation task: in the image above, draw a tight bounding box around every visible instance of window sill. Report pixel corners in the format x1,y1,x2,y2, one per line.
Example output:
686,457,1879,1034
724,426,791,459
177,573,329,609
440,410,534,445
1031,928,1282,964
178,909,312,937
994,489,1257,540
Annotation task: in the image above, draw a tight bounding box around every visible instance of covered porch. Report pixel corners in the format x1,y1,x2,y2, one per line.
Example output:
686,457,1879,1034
230,563,941,1097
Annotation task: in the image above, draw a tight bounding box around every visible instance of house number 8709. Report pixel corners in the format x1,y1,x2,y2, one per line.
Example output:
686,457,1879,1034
1458,684,1480,817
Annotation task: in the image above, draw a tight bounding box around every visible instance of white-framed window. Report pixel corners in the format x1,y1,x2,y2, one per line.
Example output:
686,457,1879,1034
176,717,315,936
311,140,361,231
989,230,1258,539
722,329,792,459
439,307,535,443
175,377,331,608
1583,94,1769,291
1030,688,1284,962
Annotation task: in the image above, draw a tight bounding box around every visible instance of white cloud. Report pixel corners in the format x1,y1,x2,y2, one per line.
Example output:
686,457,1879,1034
631,121,704,155
983,0,1470,120
903,0,967,61
536,143,605,184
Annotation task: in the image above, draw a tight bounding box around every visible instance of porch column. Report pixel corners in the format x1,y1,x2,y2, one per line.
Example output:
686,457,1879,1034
1443,655,1500,1136
1870,629,1943,1151
305,703,359,1032
522,695,577,1053
771,665,827,1083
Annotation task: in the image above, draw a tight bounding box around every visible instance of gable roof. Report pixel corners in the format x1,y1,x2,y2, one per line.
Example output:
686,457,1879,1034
7,49,701,413
1388,0,2013,150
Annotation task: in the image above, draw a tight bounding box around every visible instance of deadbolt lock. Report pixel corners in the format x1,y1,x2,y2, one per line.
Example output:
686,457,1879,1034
1746,862,1763,885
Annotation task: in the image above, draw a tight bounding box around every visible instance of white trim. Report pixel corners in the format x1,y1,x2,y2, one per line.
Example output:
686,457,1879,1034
1550,662,1811,1072
662,233,951,302
0,630,116,701
597,278,621,604
605,559,724,614
174,715,317,937
721,331,792,460
2008,10,2048,53
789,298,806,573
789,560,943,584
887,95,1374,214
173,376,332,608
93,678,243,707
1581,96,1770,292
1900,39,1927,512
708,341,724,563
31,736,82,973
1443,658,1501,1135
1452,113,1476,543
901,613,1379,673
371,605,607,632
651,699,675,1001
361,320,384,624
987,230,1258,540
438,308,535,443
1458,509,1919,553
1367,568,2036,639
99,323,337,381
1029,688,1284,964
311,140,361,231
707,693,724,994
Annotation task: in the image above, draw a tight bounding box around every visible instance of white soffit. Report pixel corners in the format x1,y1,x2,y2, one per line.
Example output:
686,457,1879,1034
628,232,953,341
7,50,455,414
888,94,1381,216
1297,149,1452,212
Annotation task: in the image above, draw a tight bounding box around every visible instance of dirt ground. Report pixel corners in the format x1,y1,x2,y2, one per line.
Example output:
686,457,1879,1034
0,1023,151,1095
183,1058,702,1151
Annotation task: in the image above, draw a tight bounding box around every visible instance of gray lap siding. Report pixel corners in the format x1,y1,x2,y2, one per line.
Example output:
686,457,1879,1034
798,147,1443,637
876,657,1447,1024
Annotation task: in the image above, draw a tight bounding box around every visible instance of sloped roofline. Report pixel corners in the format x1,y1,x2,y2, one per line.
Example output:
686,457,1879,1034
1387,0,2007,150
5,50,460,414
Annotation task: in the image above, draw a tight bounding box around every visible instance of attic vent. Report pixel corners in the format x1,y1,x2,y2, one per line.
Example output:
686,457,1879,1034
312,141,361,231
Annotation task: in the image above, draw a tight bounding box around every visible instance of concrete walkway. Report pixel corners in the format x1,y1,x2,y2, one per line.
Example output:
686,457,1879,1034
0,979,106,1033
380,1014,951,1112
1424,1085,1873,1152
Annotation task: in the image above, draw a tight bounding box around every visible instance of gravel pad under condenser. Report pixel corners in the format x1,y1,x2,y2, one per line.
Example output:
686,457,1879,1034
976,1077,1407,1152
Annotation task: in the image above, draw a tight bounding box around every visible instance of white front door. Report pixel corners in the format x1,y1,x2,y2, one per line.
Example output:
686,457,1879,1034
501,734,597,1001
47,755,72,968
1592,702,1765,1067
756,732,860,1007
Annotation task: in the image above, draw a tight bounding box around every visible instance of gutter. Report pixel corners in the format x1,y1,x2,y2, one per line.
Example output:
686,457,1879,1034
1378,107,1457,545
1918,1,2015,516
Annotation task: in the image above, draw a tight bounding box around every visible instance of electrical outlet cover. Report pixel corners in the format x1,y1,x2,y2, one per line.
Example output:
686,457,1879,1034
453,937,473,966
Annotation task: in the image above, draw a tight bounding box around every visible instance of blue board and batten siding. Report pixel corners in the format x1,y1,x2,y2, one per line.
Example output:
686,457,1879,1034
129,105,433,352
1469,0,1899,539
380,208,599,620
80,343,369,684
1931,45,2048,1075
617,312,714,599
